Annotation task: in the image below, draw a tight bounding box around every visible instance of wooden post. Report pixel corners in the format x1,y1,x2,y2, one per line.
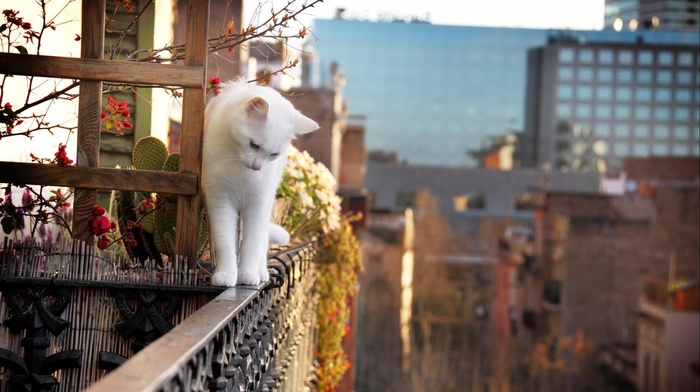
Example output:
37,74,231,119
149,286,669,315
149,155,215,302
177,0,209,268
72,0,106,243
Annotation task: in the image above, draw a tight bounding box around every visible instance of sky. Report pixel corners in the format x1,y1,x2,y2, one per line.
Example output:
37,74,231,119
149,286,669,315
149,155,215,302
245,0,606,31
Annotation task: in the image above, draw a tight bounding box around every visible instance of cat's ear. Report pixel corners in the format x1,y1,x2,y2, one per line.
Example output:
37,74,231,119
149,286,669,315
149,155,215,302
293,113,319,135
246,97,269,120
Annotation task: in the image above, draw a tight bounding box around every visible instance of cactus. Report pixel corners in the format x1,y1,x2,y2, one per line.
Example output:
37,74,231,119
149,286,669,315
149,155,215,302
114,136,208,264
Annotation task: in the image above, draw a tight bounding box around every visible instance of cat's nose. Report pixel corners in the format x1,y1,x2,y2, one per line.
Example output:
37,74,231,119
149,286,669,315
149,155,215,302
251,161,261,170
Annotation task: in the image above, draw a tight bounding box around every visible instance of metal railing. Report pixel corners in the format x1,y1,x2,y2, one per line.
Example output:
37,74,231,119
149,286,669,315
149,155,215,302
87,245,318,392
0,242,318,391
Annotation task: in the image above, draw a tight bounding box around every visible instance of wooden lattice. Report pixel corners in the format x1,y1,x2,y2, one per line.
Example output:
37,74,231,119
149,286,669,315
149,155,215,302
0,0,209,267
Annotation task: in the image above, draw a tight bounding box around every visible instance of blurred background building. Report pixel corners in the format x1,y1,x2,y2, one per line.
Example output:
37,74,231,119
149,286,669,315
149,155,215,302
306,18,699,169
303,7,699,392
604,0,700,31
523,38,699,173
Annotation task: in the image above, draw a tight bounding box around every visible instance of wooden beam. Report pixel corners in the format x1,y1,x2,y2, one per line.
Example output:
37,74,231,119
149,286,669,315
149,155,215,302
176,0,209,268
0,53,204,88
72,0,106,243
0,162,198,195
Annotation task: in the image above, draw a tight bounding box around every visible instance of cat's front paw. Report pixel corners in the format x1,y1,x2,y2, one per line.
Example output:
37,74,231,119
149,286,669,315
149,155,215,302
212,271,237,287
236,270,261,286
259,266,270,282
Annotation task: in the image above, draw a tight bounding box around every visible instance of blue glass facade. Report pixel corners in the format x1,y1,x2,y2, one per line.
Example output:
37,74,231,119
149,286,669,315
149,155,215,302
308,19,699,167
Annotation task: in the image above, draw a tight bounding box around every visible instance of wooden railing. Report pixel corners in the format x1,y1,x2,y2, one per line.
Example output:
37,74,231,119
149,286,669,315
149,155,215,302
0,0,209,266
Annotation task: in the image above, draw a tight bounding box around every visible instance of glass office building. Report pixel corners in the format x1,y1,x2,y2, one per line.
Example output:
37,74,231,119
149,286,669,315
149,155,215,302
524,40,699,172
307,18,699,167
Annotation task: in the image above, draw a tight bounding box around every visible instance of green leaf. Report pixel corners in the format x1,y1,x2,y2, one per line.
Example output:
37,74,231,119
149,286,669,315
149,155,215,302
1,216,16,234
13,45,28,55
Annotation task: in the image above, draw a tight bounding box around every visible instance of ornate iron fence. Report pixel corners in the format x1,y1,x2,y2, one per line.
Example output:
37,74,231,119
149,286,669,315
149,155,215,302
0,241,318,391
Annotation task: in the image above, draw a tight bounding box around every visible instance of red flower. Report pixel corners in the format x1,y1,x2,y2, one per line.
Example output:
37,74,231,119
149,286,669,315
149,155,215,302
92,205,106,216
53,143,74,166
101,96,132,134
91,215,111,236
207,76,222,96
97,235,110,250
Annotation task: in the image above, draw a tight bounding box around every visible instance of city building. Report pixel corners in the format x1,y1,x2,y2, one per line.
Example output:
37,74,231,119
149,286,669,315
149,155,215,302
635,277,699,392
365,161,600,243
523,37,700,173
307,17,699,167
524,157,699,387
605,0,700,31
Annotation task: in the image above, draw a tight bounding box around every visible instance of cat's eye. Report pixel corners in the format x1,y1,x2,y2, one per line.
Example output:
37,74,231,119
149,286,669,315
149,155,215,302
270,153,279,158
250,141,260,150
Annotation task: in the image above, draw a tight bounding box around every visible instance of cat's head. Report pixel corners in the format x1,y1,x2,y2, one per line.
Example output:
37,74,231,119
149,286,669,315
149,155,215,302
236,89,318,171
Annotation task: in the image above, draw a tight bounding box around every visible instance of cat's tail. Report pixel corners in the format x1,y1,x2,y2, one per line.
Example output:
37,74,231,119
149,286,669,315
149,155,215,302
269,224,290,245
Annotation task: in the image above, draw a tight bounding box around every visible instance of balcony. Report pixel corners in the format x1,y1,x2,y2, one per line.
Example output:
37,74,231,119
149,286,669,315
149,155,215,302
0,242,318,391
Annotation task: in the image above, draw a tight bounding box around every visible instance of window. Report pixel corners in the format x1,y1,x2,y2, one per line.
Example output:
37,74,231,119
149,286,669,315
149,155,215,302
636,69,652,84
558,66,574,81
578,67,593,82
656,70,672,84
575,104,592,119
675,89,692,103
556,157,571,172
616,87,632,101
633,124,650,138
556,103,572,118
632,142,649,156
396,191,415,208
638,51,653,65
674,107,690,122
598,68,613,83
653,125,670,139
676,71,692,85
557,120,574,135
578,49,594,63
595,105,611,120
557,85,573,99
613,142,629,156
634,106,651,121
655,88,671,103
636,87,652,102
616,69,633,83
618,50,633,65
615,106,631,120
576,86,593,100
596,86,612,101
599,49,614,64
614,123,631,138
558,48,575,63
672,144,690,156
673,125,690,140
556,140,571,153
658,51,673,66
654,107,670,121
515,193,536,210
594,122,611,137
652,143,669,155
678,52,694,66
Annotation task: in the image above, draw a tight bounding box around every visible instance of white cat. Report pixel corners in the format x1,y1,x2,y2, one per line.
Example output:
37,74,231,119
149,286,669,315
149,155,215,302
202,81,319,286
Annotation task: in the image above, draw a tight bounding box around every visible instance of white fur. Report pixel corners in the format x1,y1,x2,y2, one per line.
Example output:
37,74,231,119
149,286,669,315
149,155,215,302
203,81,318,286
